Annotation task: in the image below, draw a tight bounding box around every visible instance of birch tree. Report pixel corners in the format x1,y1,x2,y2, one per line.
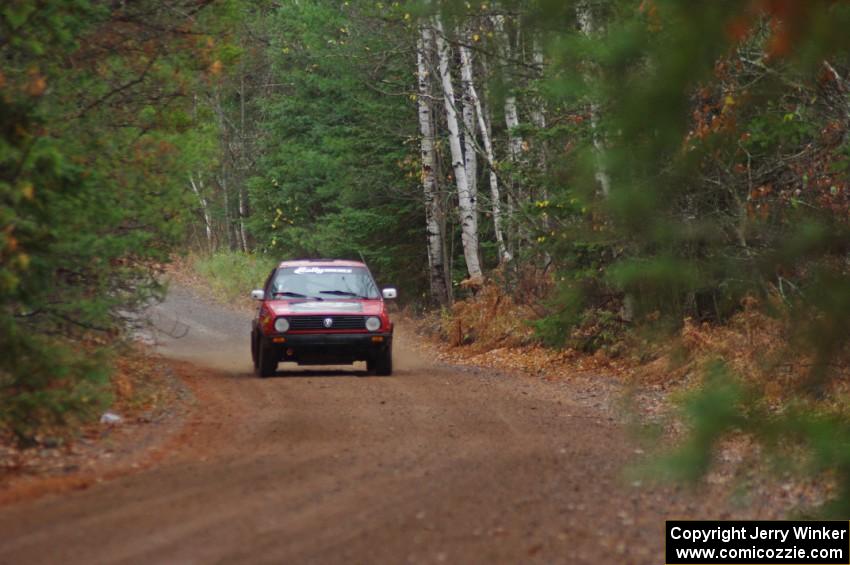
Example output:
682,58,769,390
459,40,508,263
458,27,478,224
577,0,611,197
237,72,250,252
493,14,525,255
531,36,552,263
417,24,451,304
434,16,483,280
530,38,547,134
189,173,214,252
493,15,524,168
578,1,626,316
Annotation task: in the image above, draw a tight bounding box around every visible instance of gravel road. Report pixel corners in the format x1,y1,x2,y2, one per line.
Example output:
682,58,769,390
0,285,729,564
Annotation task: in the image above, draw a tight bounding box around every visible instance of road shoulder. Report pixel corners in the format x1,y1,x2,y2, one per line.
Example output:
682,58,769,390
0,349,194,507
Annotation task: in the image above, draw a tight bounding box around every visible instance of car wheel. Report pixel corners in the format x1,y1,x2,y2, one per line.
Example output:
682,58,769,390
255,339,277,378
251,334,258,369
373,347,393,376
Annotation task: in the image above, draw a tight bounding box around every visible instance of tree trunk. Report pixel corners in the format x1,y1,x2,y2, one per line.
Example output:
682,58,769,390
577,0,611,198
238,187,249,253
460,41,508,263
458,27,478,230
493,16,524,164
530,38,547,134
434,16,482,280
189,173,214,253
531,36,552,266
221,171,234,250
417,24,451,305
237,72,250,253
504,97,523,164
531,36,548,194
493,14,524,257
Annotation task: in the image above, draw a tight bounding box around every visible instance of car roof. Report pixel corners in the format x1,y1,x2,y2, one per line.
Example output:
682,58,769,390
278,259,367,268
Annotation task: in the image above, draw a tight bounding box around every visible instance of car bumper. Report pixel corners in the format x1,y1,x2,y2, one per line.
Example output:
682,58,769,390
261,332,392,364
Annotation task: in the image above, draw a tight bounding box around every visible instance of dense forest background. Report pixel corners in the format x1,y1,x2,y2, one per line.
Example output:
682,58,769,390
4,0,850,514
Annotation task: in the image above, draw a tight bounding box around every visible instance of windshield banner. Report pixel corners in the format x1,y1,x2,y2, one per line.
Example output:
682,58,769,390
293,267,354,275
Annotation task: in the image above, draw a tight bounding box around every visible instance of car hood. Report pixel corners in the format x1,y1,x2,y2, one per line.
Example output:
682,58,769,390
266,299,383,316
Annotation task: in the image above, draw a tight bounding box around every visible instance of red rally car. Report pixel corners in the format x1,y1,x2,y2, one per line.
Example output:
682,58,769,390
250,259,397,378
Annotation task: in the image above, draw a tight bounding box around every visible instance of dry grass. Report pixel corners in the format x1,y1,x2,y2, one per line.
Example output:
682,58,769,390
439,284,539,350
429,282,850,402
628,295,850,406
423,279,635,382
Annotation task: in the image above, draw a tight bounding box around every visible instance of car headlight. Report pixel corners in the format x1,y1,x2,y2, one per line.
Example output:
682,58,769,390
365,316,381,332
274,317,290,333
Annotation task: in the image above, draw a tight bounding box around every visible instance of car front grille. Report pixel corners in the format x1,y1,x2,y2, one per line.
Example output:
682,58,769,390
286,315,367,331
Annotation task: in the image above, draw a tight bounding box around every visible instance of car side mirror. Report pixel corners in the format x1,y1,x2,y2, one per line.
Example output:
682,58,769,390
251,289,265,301
382,287,397,300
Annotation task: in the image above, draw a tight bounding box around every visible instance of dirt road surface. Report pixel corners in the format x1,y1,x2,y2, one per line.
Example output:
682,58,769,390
0,285,725,564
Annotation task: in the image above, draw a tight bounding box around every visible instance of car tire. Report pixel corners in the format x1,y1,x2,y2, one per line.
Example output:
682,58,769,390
372,348,393,376
251,333,259,369
255,338,277,378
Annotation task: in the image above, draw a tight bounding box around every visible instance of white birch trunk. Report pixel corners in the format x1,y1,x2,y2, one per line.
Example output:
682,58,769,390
587,101,610,197
578,1,628,317
530,38,547,133
577,0,611,198
531,36,550,210
238,73,249,253
531,37,552,264
458,29,478,223
492,14,524,256
221,172,234,250
493,15,524,163
417,24,450,304
238,187,248,252
434,16,482,280
504,97,523,162
460,42,508,263
189,173,214,253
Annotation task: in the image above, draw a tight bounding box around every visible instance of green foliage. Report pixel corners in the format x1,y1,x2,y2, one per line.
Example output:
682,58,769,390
521,0,850,514
533,280,586,348
193,251,276,303
528,0,850,333
246,0,425,296
0,323,112,442
1,1,214,441
744,107,818,153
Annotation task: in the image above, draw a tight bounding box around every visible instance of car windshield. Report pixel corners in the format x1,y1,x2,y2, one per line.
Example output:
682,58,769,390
270,266,380,300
